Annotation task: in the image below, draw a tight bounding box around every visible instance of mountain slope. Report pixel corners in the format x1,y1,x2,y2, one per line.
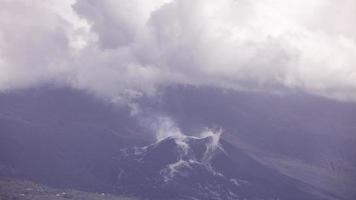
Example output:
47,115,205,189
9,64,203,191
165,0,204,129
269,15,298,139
142,85,356,199
0,87,150,192
113,135,329,200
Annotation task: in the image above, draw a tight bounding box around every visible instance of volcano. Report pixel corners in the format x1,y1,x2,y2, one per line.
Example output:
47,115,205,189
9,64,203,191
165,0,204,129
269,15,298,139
113,134,327,200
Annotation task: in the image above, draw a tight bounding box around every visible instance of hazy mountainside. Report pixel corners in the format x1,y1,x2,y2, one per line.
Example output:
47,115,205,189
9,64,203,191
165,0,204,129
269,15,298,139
0,87,151,192
0,86,355,199
113,135,328,200
0,178,137,200
142,85,356,199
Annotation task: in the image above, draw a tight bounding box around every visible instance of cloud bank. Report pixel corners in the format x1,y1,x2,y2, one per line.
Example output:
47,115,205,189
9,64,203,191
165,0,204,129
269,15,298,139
0,0,356,101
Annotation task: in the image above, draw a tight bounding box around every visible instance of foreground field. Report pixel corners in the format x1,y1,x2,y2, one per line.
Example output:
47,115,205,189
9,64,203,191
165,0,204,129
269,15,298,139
0,179,136,200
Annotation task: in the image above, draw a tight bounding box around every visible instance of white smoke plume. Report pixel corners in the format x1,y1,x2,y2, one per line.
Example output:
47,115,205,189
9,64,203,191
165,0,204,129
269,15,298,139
0,0,355,101
153,116,185,141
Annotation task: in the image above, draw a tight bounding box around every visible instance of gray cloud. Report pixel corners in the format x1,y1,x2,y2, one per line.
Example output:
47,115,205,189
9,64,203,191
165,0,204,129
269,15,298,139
0,0,72,89
0,0,355,101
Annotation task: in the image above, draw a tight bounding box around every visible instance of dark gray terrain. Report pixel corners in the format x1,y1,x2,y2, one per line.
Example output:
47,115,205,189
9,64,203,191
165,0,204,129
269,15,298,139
143,86,356,199
0,87,151,192
0,86,355,199
114,135,329,200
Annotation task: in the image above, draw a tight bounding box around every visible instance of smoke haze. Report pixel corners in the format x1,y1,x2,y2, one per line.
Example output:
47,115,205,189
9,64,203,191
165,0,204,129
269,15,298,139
0,0,355,101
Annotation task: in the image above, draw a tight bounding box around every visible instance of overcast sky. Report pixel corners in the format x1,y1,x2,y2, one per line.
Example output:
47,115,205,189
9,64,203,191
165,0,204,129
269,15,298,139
0,0,355,102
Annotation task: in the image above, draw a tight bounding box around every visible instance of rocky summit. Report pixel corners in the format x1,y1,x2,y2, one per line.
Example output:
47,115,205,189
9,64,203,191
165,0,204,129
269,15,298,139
113,135,325,200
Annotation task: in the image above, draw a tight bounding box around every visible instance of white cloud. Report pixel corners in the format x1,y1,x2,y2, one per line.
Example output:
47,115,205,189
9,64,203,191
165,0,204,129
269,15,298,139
0,0,355,101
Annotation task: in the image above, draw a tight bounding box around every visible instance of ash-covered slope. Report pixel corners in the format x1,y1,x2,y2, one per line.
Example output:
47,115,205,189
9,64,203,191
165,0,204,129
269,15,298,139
114,134,326,200
0,87,150,191
140,85,356,199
